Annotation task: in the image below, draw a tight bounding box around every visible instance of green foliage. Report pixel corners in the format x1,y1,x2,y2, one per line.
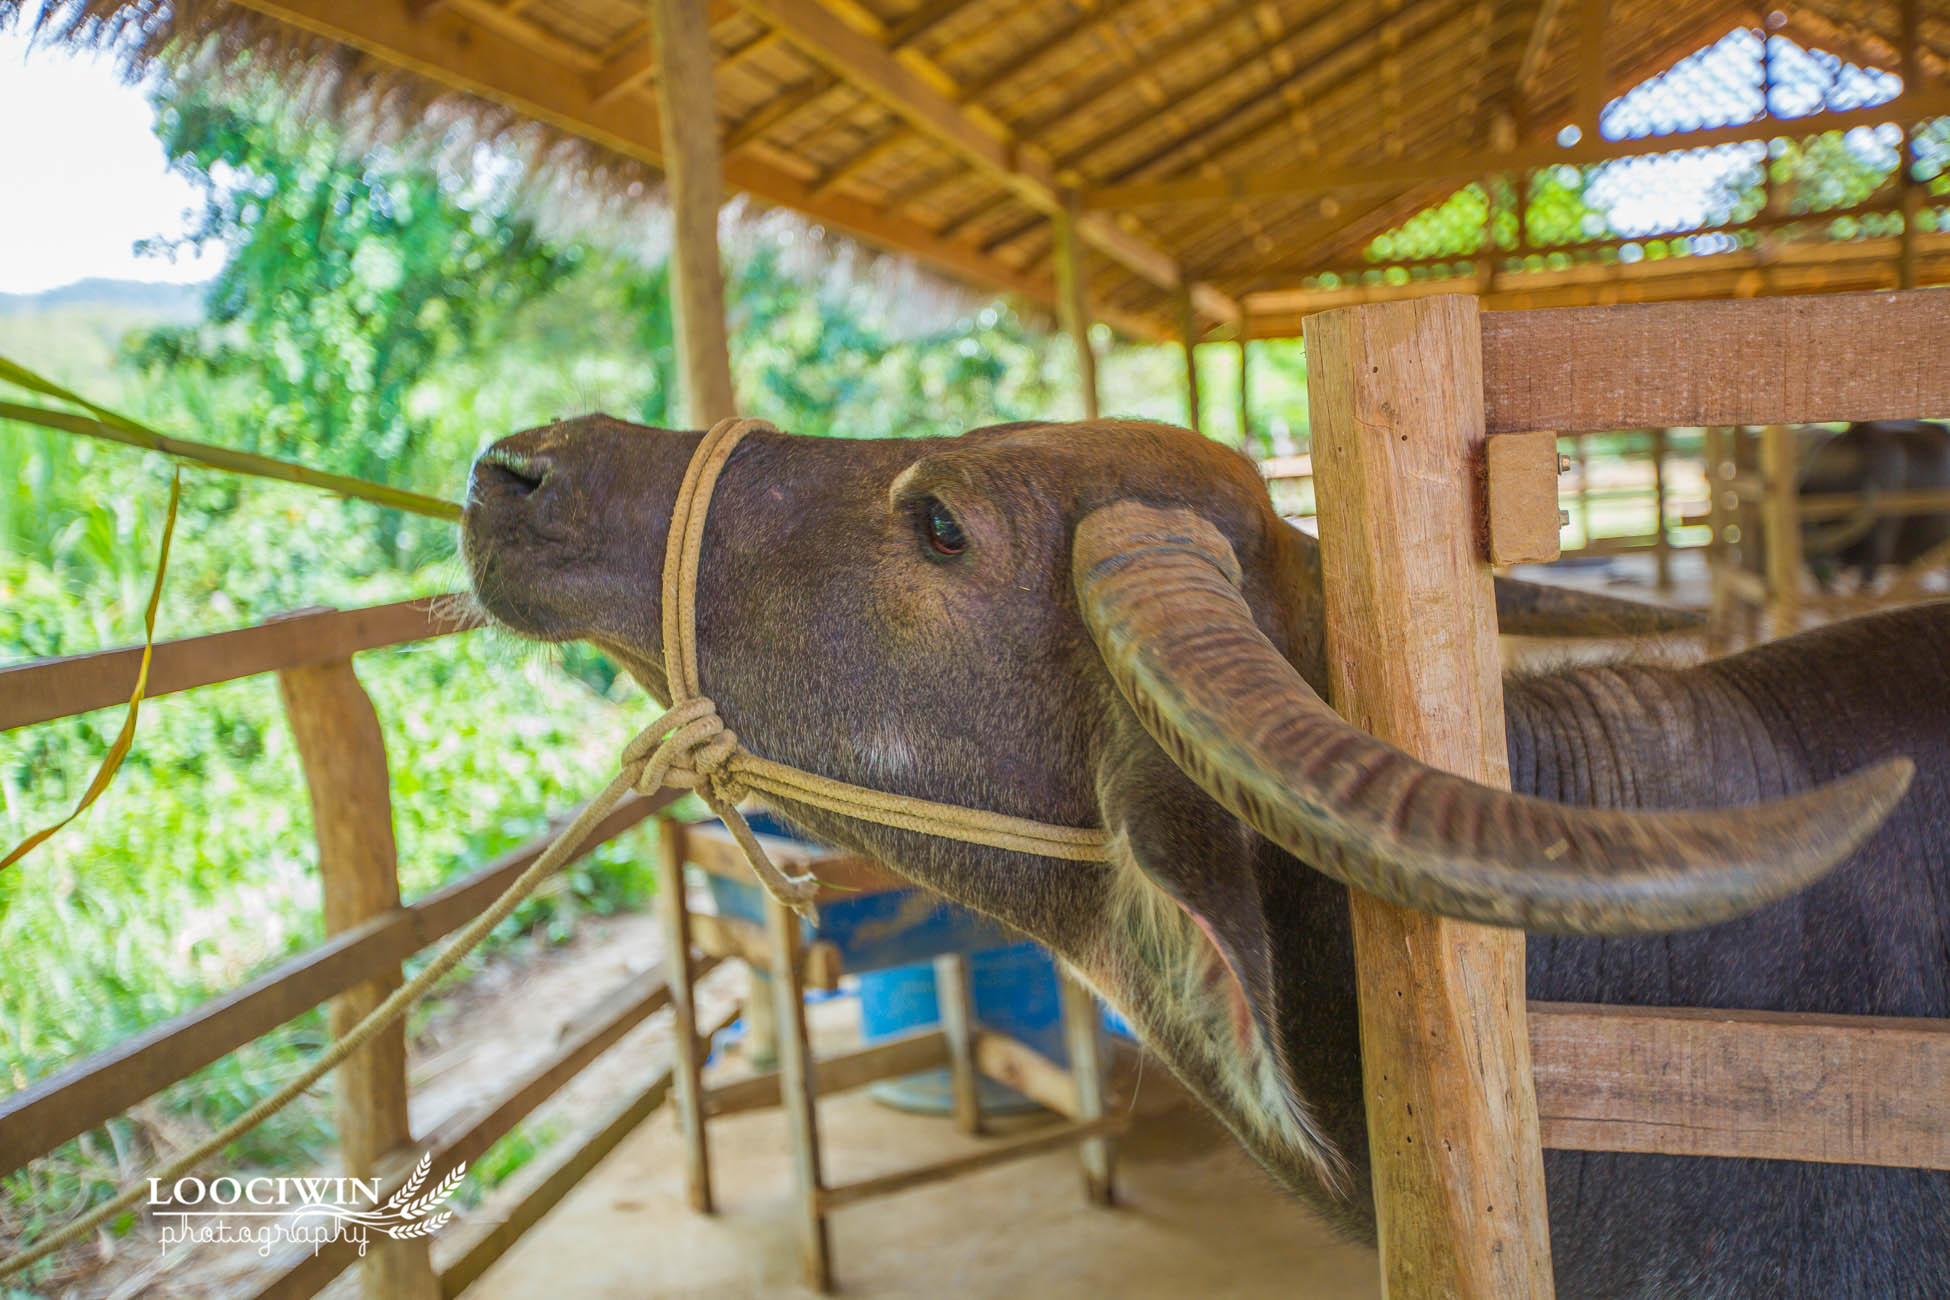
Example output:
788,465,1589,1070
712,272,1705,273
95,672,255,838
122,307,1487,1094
0,64,1298,1266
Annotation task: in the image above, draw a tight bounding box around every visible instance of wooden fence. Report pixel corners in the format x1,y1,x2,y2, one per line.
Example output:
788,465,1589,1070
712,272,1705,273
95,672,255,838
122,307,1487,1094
0,599,695,1297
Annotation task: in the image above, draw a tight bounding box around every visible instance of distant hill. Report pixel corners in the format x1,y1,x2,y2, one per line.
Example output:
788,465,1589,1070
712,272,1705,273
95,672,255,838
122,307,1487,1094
0,277,207,320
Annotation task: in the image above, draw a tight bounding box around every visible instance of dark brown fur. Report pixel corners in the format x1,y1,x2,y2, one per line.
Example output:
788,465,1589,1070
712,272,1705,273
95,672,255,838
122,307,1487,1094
465,415,1949,1299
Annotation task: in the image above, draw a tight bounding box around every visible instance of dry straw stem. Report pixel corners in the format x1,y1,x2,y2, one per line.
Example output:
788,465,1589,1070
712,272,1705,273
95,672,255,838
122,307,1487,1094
0,356,461,522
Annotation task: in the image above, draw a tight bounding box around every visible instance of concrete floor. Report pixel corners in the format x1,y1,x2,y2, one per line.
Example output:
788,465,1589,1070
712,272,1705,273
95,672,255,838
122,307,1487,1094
468,1040,1381,1299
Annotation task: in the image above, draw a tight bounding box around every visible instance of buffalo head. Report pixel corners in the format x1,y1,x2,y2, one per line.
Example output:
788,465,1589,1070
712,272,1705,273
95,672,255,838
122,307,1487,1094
463,414,1909,1211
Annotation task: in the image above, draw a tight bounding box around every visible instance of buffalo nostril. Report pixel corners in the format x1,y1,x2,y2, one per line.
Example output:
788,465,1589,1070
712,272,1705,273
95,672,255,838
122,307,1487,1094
476,447,553,497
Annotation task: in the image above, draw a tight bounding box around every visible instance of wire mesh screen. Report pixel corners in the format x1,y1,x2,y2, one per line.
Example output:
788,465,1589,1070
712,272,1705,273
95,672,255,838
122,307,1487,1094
1306,28,1945,291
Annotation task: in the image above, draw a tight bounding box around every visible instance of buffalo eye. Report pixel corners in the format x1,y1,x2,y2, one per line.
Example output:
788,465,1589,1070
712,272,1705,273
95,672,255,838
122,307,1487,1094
919,497,967,557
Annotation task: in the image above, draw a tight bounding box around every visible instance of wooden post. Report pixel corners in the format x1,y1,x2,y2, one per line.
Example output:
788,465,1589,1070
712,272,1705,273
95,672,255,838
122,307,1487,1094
1649,427,1672,591
1704,424,1733,652
1058,973,1114,1205
276,658,438,1300
934,954,982,1135
657,820,713,1212
1575,0,1607,139
1055,190,1100,421
1303,295,1555,1299
1759,422,1802,638
1572,433,1592,548
1177,282,1202,433
767,894,832,1291
651,0,738,425
1237,326,1253,447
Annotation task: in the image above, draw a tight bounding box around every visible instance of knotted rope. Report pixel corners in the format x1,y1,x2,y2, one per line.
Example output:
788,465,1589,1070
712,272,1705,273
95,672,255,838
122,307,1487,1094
2,415,1107,1279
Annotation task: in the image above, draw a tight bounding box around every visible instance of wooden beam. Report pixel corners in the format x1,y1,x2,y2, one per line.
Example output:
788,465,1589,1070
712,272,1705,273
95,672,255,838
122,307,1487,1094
1086,89,1950,209
1242,232,1950,327
731,0,1240,321
970,1031,1082,1119
1,597,466,732
816,1114,1128,1210
652,0,738,425
1478,289,1950,433
1307,294,1555,1297
885,0,984,49
225,0,1078,321
701,1029,952,1116
1531,1003,1950,1170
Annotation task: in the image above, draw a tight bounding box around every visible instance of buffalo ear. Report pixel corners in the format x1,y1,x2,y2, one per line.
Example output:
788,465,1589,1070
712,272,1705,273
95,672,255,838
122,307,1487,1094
1093,720,1281,1053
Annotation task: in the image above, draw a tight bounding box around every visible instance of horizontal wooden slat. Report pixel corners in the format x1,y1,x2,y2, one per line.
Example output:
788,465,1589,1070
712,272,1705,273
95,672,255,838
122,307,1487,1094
1531,1002,1950,1170
701,1028,951,1117
436,1003,741,1297
817,1113,1129,1210
252,961,690,1298
0,596,470,731
0,791,674,1176
971,1031,1081,1119
1481,291,1950,434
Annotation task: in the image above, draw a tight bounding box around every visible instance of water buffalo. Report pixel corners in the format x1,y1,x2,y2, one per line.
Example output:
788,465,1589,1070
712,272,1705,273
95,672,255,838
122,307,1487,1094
463,416,1946,1299
1801,419,1950,585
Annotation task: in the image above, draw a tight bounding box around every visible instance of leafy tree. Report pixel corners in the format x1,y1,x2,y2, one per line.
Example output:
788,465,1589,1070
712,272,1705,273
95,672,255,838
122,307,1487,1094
126,82,580,557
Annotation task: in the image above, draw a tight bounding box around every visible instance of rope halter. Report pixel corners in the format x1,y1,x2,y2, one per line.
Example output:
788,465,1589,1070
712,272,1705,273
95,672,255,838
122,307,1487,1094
622,416,1113,921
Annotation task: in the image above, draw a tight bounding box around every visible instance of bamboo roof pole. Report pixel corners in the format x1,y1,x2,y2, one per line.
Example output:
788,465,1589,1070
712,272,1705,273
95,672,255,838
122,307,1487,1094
1177,283,1202,434
652,0,738,424
1056,191,1100,421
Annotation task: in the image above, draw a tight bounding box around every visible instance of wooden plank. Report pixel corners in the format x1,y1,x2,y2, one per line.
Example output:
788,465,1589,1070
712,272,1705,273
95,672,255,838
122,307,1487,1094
767,892,832,1291
1305,294,1554,1298
691,911,842,988
438,1004,741,1296
277,659,437,1298
1,597,464,732
935,954,983,1135
1085,88,1950,208
0,792,674,1176
1486,430,1564,566
250,964,685,1297
657,821,714,1213
971,1031,1079,1120
1530,1003,1950,1170
653,0,738,425
816,1114,1128,1210
701,1028,951,1117
1479,291,1950,434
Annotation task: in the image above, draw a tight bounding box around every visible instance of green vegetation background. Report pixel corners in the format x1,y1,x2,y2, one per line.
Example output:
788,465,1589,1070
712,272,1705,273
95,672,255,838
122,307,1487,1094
0,77,1306,1262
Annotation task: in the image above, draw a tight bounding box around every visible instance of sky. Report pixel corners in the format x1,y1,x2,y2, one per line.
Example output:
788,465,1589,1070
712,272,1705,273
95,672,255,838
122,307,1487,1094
0,21,224,294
